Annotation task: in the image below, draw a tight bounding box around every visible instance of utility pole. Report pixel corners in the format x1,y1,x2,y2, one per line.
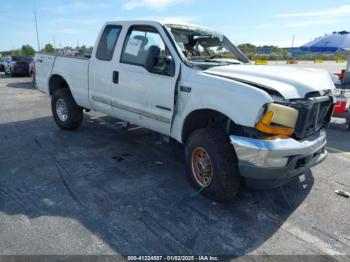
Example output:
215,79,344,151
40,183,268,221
34,8,41,51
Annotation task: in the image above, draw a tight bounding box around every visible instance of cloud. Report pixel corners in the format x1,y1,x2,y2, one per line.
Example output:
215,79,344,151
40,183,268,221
123,0,189,11
274,4,350,18
283,19,340,28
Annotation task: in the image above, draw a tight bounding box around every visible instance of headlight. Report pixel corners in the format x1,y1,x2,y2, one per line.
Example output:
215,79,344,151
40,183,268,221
255,103,299,136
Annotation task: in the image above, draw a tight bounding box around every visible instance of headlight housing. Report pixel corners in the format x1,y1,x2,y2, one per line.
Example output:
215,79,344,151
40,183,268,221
256,103,299,136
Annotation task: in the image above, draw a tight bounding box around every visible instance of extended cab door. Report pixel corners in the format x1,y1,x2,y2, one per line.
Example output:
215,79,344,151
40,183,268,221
89,25,122,115
111,24,179,135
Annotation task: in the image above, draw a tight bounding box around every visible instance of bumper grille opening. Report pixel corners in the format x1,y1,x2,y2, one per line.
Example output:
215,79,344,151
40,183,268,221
295,157,307,169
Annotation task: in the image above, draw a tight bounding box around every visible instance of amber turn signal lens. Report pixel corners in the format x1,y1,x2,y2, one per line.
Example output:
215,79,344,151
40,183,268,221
256,111,295,136
261,111,274,125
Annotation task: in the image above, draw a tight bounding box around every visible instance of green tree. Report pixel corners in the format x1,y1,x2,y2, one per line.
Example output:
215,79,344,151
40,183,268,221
238,43,257,54
20,45,35,56
44,43,55,53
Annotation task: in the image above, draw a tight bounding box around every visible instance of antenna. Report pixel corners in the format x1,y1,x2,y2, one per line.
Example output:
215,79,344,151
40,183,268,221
34,8,41,51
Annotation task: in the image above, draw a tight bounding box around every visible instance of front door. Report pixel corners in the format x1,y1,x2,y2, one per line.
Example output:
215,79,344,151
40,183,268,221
111,25,179,135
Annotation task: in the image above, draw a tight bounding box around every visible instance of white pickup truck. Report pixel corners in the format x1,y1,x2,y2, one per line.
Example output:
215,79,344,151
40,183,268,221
36,20,335,201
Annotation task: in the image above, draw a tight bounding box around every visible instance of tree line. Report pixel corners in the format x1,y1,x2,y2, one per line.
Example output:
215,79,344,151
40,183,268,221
0,44,93,57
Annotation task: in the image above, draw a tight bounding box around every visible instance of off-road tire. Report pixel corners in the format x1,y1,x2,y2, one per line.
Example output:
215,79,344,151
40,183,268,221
185,128,240,202
51,89,83,131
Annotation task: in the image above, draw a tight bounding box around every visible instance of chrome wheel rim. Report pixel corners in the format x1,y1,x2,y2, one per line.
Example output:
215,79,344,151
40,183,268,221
191,147,213,187
56,99,68,122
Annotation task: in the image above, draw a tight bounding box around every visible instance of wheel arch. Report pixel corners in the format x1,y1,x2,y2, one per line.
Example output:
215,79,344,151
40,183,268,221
181,108,242,143
49,74,72,96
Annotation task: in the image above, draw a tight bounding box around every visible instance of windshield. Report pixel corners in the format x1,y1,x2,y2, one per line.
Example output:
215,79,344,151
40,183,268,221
165,24,249,67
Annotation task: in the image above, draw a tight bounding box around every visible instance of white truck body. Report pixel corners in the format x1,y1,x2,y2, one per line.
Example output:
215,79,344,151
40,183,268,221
36,20,335,200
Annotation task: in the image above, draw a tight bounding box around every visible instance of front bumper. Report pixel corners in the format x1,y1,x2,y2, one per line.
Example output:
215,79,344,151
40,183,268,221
230,130,327,187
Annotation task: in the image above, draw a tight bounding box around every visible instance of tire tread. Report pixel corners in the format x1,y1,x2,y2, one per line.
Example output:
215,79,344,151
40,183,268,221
185,128,240,202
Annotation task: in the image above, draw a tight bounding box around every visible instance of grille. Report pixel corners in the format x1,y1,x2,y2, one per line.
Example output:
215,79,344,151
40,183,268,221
288,96,334,139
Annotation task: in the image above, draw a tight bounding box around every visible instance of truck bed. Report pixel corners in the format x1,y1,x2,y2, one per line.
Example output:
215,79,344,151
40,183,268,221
36,53,91,109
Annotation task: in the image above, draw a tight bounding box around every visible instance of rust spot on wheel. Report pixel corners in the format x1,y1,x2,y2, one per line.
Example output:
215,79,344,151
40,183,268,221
191,147,213,187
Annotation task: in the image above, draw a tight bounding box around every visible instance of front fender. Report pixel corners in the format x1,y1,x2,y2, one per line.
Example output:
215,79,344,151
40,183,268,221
171,71,273,142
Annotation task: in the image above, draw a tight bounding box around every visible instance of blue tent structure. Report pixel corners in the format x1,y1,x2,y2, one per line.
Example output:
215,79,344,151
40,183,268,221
301,31,350,53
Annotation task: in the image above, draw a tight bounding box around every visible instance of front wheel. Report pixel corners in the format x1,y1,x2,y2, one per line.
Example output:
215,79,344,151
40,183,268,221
51,89,83,131
185,128,240,202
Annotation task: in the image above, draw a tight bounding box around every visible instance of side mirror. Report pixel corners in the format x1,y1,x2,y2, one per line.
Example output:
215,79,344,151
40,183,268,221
145,46,160,73
164,56,175,77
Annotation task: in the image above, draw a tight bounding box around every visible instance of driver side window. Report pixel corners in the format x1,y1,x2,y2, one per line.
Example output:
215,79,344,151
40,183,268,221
120,26,174,75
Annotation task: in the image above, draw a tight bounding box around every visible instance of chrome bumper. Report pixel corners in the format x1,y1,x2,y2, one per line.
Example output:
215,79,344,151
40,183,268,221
230,130,327,181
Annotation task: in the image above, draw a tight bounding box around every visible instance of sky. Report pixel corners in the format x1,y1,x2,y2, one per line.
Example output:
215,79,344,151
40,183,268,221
0,0,349,51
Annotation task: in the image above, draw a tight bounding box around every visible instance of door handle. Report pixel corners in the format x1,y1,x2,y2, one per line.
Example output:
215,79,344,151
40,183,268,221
113,71,119,84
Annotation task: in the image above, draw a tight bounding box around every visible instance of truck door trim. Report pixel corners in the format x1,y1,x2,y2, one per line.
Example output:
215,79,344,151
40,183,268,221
92,96,171,124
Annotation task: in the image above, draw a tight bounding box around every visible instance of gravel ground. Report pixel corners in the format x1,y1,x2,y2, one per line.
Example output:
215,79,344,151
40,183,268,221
0,73,349,260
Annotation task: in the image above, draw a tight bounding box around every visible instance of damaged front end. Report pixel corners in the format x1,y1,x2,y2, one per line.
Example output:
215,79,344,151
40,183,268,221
255,89,334,140
230,90,334,189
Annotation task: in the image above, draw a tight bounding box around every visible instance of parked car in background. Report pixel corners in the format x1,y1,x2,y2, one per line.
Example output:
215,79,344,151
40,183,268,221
6,56,33,76
1,57,12,75
0,58,5,72
29,60,36,87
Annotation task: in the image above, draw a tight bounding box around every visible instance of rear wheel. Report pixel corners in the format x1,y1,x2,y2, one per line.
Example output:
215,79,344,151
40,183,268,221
51,89,83,130
185,128,240,202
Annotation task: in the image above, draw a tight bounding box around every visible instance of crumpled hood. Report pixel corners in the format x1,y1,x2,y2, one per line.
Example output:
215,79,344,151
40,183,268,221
204,65,335,99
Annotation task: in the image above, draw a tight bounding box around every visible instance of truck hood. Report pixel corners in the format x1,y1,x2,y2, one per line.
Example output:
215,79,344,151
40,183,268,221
204,65,335,99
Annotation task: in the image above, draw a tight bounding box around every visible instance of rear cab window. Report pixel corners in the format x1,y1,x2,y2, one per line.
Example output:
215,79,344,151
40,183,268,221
96,25,122,61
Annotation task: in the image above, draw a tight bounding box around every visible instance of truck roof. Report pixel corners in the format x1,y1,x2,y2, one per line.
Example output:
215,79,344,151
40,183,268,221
105,20,215,32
